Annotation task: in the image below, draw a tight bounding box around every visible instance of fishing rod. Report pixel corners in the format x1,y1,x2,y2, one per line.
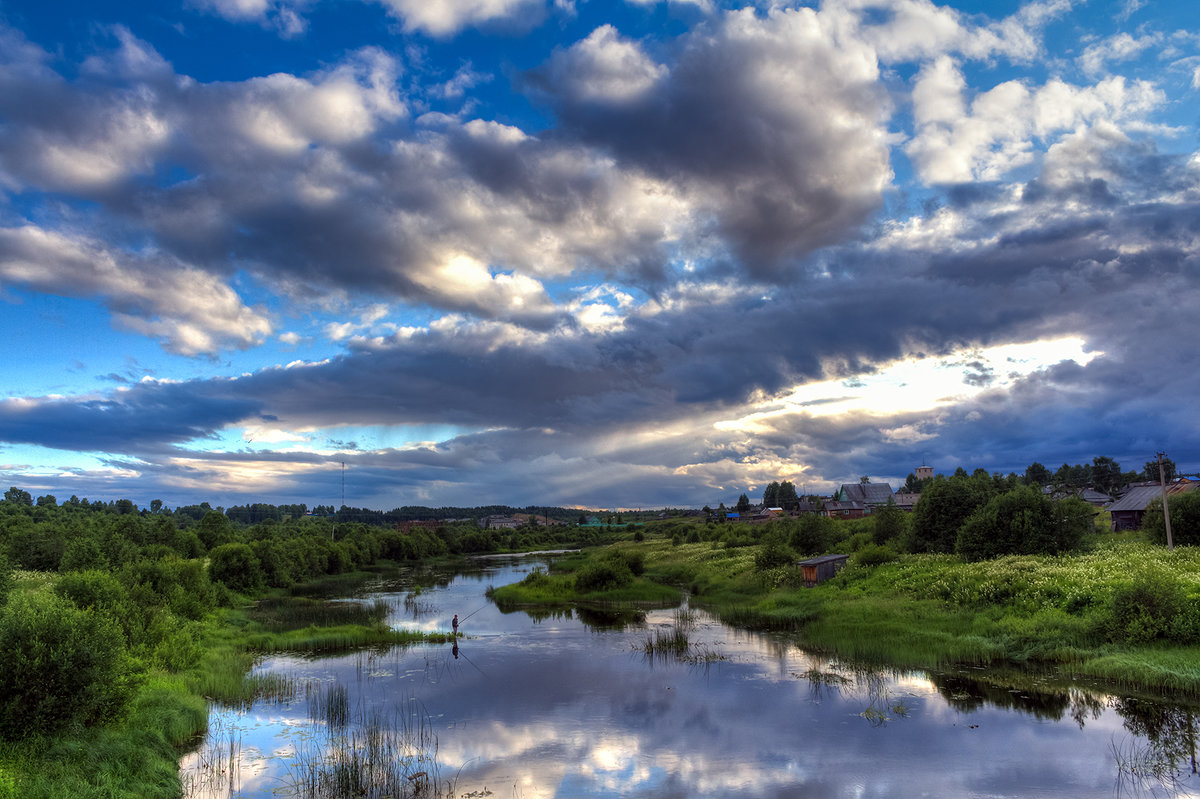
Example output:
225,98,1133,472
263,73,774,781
458,604,488,624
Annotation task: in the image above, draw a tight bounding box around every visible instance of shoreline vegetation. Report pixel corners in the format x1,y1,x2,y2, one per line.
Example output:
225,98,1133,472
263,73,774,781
0,567,450,799
3,485,1200,796
0,495,642,799
494,532,1200,701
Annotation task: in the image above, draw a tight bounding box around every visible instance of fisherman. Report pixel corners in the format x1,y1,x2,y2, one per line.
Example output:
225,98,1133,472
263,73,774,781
452,614,459,636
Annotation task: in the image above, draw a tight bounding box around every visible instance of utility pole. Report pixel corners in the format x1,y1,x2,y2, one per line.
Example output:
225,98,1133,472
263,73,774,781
1159,452,1174,550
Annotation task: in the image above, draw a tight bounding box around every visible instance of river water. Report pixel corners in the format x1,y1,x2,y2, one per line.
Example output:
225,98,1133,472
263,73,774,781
182,555,1200,798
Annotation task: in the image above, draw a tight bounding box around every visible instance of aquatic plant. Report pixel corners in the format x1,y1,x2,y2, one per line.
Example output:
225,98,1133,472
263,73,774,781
308,683,351,730
285,700,451,799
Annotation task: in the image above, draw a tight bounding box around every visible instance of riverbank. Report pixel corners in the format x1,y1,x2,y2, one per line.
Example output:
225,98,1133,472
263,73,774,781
505,537,1200,697
0,566,450,799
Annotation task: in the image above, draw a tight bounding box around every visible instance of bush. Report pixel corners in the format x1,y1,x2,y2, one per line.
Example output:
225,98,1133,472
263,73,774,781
1143,492,1200,546
0,593,133,739
789,515,836,557
208,543,265,593
956,486,1067,560
1108,577,1197,645
574,559,633,593
755,540,794,571
853,544,899,567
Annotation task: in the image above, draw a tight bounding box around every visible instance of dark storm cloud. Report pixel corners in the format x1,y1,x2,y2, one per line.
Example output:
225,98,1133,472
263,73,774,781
525,12,893,278
0,390,262,452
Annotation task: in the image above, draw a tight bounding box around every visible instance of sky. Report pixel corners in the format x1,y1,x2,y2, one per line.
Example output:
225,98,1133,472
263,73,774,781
0,0,1197,511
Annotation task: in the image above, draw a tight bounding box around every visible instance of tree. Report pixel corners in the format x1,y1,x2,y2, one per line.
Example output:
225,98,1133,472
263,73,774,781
907,473,994,553
195,510,234,551
208,543,265,593
3,487,32,506
1090,456,1123,496
1145,457,1177,484
150,499,164,514
790,514,836,556
955,486,1058,560
736,494,751,514
873,496,906,545
35,494,57,508
777,481,800,512
903,472,933,493
762,482,780,507
1023,462,1051,486
1143,492,1200,547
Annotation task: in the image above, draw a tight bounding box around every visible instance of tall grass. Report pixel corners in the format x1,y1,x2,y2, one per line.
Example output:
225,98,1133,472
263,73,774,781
286,700,450,798
248,596,392,631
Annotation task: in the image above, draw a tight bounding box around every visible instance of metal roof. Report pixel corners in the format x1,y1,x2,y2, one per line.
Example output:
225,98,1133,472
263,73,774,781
838,483,894,504
1107,484,1166,512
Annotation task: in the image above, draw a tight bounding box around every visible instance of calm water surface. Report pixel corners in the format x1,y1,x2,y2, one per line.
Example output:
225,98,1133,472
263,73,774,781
182,556,1200,798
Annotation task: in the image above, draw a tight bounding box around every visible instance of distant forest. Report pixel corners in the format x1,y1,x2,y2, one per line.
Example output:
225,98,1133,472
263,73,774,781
1,488,597,527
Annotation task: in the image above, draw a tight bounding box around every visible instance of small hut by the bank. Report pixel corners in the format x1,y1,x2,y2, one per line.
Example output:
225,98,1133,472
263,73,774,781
799,554,849,588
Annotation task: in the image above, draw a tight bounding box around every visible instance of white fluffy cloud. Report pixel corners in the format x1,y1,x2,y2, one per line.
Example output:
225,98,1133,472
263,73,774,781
0,226,272,356
374,0,545,35
906,57,1165,184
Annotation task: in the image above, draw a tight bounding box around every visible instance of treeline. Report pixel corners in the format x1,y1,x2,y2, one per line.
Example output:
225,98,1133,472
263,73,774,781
902,455,1178,496
0,490,620,746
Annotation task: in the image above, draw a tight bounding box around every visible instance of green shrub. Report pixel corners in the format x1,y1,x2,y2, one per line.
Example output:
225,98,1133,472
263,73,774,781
1143,492,1200,546
208,543,265,593
755,540,795,571
1108,577,1196,645
956,486,1063,560
607,549,645,576
0,594,134,739
59,535,111,572
853,544,899,567
574,559,633,593
789,515,836,556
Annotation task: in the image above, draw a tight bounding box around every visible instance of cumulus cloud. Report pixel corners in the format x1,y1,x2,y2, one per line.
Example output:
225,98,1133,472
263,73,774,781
1,1,1198,507
0,226,272,356
823,0,1066,64
1078,32,1159,76
190,0,310,36
906,59,1164,184
373,0,547,36
529,8,892,275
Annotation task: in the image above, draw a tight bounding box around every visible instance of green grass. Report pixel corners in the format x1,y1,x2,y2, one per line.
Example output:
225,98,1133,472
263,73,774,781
497,536,1200,696
0,567,449,797
488,558,681,608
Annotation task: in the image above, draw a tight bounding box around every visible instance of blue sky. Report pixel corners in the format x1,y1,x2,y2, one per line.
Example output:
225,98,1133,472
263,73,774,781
1,0,1197,510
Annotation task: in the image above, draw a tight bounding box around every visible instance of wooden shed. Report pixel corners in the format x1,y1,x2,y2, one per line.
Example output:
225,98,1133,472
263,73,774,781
799,554,849,588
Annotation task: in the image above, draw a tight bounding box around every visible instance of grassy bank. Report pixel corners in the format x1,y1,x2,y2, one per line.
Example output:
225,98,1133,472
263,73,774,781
488,547,681,609
0,567,447,798
505,537,1200,697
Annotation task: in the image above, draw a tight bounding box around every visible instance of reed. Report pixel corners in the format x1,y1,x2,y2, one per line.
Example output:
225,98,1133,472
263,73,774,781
248,596,392,631
308,683,351,729
285,700,450,798
641,626,691,656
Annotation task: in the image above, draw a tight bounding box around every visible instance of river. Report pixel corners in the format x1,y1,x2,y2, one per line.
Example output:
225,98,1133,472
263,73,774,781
181,555,1200,798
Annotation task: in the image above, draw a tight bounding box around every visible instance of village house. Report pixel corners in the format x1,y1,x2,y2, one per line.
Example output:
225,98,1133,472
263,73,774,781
1107,479,1199,531
821,482,895,518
